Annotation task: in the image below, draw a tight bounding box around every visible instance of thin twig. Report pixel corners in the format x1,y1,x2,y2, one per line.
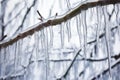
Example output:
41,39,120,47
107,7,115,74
37,10,44,21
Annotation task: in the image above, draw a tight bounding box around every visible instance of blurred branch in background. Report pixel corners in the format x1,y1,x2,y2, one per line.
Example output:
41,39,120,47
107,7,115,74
4,5,25,27
0,0,7,41
13,0,37,36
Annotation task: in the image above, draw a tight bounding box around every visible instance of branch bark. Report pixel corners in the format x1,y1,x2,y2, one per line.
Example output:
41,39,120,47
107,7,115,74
0,0,120,48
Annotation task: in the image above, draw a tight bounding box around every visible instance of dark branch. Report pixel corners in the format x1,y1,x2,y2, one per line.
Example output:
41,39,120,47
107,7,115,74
13,0,37,36
37,10,44,21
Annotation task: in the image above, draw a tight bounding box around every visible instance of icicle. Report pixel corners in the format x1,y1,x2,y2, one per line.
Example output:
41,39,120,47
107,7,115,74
49,26,53,47
40,29,49,80
82,11,87,59
81,11,87,79
6,46,10,76
2,47,8,79
44,28,49,80
35,32,39,62
103,6,112,79
14,42,18,76
95,6,102,55
66,20,71,42
18,40,21,71
116,4,120,38
60,23,64,48
17,39,22,69
4,48,6,78
65,0,71,43
4,47,7,76
90,8,94,21
33,32,40,80
76,15,82,47
1,48,5,78
41,30,45,52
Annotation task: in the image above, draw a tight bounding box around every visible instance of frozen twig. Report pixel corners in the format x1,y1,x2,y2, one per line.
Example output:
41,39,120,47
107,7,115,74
37,10,44,22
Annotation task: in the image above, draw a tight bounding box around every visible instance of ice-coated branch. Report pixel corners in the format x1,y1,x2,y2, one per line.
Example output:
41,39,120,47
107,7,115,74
0,0,120,48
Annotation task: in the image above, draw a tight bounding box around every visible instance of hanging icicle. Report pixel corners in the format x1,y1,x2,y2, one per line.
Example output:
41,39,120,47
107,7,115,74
18,39,23,69
66,20,71,42
60,23,64,48
76,15,82,47
81,10,87,79
49,26,54,48
95,6,102,55
82,11,87,58
115,4,120,38
65,0,71,42
33,31,41,80
16,40,21,73
40,28,50,80
45,28,50,80
35,32,39,62
1,48,5,78
41,29,45,52
103,6,112,79
14,42,18,77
